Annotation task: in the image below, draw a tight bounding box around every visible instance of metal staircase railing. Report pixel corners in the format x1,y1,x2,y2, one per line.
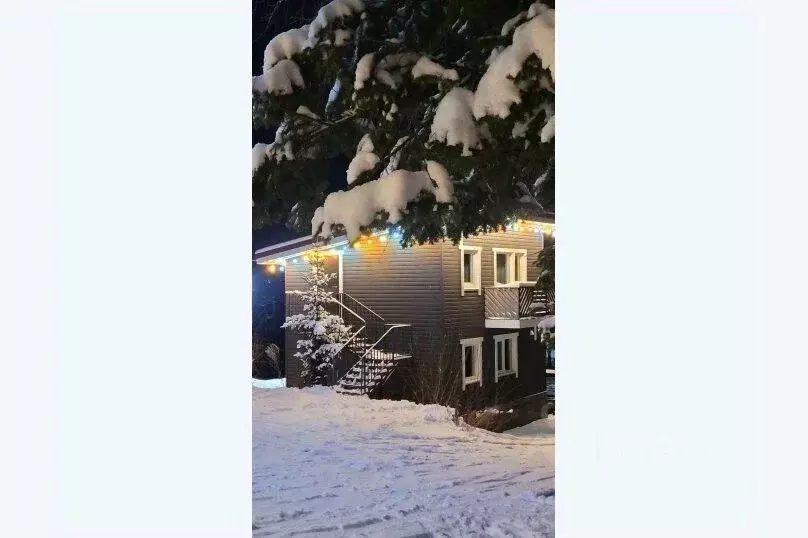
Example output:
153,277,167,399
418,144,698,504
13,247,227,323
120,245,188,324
339,323,413,396
285,291,412,394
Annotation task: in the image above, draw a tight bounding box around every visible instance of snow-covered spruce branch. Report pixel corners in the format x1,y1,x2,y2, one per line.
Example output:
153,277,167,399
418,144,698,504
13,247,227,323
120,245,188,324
253,0,555,244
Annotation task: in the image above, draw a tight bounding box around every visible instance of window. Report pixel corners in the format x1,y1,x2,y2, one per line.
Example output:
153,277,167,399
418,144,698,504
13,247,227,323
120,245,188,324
492,248,528,286
493,332,519,381
461,337,483,388
459,245,482,295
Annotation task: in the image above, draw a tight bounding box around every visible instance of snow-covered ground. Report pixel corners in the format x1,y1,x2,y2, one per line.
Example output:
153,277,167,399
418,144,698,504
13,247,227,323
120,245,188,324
253,386,554,537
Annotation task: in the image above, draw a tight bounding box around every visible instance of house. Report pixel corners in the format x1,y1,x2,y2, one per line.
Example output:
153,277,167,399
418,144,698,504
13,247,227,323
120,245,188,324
255,214,555,413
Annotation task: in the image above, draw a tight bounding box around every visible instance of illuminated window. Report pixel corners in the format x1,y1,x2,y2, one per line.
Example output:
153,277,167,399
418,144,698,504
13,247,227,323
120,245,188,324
459,245,482,295
492,248,528,286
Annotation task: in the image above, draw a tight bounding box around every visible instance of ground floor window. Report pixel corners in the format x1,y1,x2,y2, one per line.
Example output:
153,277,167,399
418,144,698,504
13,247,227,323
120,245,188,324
460,337,483,388
493,332,519,382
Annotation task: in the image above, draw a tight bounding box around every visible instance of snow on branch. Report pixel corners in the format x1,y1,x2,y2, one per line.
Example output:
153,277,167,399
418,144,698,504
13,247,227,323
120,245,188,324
346,134,379,184
263,26,310,71
312,161,454,240
307,0,365,48
254,59,305,95
412,57,459,81
430,87,482,156
473,6,555,119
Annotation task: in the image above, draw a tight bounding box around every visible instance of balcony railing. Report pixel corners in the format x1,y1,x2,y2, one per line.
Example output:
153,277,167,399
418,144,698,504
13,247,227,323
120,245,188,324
484,282,547,319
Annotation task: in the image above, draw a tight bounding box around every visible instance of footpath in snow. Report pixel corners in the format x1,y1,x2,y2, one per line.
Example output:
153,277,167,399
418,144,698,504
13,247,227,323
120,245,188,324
253,385,554,537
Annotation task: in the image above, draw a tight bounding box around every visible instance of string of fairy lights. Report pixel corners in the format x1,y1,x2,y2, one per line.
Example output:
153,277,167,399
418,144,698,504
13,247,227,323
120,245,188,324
259,220,555,275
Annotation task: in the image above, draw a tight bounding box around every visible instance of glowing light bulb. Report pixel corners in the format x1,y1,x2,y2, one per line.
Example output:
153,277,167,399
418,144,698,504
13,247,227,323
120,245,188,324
268,265,276,274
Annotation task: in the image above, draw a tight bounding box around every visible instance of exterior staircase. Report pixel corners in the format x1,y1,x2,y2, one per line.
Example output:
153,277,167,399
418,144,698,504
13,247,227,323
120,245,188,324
335,324,413,396
286,291,413,396
328,294,412,397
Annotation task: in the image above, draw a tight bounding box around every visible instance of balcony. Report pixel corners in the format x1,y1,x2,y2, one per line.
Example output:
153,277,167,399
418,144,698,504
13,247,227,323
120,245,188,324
484,283,551,329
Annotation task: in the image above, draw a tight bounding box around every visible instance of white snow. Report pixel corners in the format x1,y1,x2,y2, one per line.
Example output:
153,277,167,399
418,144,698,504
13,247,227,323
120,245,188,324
384,102,398,121
354,53,375,90
253,386,555,537
537,315,555,330
312,161,453,240
252,120,294,170
296,105,320,119
307,0,365,47
256,59,305,95
381,136,408,176
540,114,555,142
430,87,482,156
375,53,420,89
412,56,459,81
252,377,286,389
346,134,380,184
501,11,527,36
263,26,310,72
473,10,555,119
334,28,353,46
486,46,504,66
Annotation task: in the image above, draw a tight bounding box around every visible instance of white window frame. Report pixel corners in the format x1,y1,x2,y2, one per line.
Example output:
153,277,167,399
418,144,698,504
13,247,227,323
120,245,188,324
459,245,482,296
492,248,529,287
493,332,519,382
460,337,483,389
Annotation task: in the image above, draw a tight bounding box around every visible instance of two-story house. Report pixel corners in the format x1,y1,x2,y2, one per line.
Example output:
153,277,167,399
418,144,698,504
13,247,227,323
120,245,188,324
255,213,554,413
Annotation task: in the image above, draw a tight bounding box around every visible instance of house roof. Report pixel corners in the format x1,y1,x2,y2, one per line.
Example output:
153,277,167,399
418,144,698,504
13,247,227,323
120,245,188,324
254,211,555,264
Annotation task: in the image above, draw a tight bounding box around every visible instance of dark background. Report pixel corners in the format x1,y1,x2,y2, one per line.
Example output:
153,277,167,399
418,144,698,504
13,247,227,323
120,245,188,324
252,0,348,377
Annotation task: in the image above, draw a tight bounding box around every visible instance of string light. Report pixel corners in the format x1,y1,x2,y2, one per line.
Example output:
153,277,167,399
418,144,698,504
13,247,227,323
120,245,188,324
267,265,276,274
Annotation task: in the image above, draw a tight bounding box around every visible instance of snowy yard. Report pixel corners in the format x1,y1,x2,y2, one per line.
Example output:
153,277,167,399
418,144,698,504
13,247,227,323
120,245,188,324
253,386,554,537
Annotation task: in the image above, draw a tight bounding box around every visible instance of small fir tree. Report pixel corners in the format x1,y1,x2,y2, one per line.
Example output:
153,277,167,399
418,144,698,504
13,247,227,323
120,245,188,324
281,249,352,386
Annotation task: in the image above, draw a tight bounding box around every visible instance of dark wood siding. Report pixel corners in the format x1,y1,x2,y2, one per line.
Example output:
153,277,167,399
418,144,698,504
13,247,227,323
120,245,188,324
341,239,447,393
457,328,547,411
442,227,545,339
280,223,548,405
440,227,546,409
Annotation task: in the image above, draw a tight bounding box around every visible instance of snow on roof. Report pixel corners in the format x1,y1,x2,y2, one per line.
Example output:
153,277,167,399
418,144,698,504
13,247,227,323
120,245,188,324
255,59,305,95
430,87,482,156
412,56,459,81
473,8,555,119
263,25,310,72
312,161,453,241
307,0,365,47
537,315,555,330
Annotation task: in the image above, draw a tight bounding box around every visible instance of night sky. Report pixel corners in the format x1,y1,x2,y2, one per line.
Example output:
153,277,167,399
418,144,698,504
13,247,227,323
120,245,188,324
252,0,348,362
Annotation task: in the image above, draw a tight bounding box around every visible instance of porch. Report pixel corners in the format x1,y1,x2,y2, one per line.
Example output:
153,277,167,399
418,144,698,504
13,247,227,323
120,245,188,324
483,282,553,329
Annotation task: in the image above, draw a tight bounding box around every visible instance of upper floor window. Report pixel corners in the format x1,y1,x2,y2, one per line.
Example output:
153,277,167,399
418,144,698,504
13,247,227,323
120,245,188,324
459,245,482,295
492,248,528,286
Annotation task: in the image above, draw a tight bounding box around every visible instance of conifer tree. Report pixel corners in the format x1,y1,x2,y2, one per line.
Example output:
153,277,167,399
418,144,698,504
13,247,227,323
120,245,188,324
253,0,555,246
281,250,352,386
